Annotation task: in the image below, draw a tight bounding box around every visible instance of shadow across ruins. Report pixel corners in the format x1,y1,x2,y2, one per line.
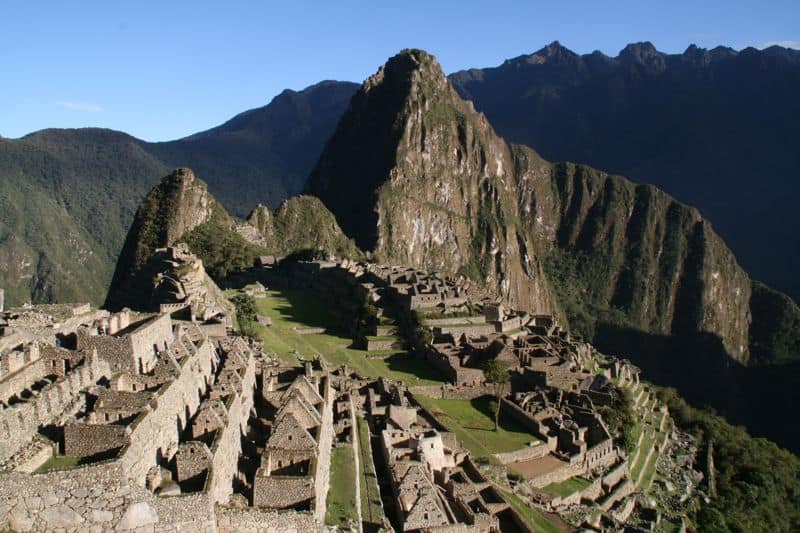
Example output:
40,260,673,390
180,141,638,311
275,288,354,337
383,353,446,384
467,396,532,434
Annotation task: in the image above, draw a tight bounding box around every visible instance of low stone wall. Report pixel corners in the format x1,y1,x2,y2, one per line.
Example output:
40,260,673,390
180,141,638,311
295,327,326,335
549,477,603,508
433,323,496,338
215,505,323,532
365,338,403,352
525,461,585,489
599,479,635,511
409,384,495,400
602,460,629,491
421,316,486,327
494,442,548,465
0,354,111,463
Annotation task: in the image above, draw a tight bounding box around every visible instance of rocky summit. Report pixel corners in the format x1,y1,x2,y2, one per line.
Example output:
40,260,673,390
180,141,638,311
307,49,751,362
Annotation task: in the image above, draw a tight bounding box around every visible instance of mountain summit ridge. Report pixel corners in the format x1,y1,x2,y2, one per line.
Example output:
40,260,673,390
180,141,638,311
307,48,752,361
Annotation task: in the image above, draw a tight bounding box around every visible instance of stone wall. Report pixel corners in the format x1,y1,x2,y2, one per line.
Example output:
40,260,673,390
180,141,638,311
215,505,323,533
0,463,216,531
64,422,129,458
0,354,111,463
0,358,46,404
493,442,549,465
313,378,334,522
118,338,216,486
409,384,496,400
204,354,256,505
433,323,496,338
421,316,486,327
525,461,585,489
365,338,404,351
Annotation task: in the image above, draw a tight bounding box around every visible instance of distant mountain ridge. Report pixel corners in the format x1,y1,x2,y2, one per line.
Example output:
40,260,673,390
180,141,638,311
450,40,800,302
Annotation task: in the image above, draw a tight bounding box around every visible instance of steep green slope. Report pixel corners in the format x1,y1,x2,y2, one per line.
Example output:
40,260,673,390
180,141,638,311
243,196,361,259
0,130,169,305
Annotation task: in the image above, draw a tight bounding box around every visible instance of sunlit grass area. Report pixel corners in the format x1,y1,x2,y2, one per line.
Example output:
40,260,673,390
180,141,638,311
500,488,561,533
540,476,592,497
326,445,358,528
413,395,538,459
228,288,444,386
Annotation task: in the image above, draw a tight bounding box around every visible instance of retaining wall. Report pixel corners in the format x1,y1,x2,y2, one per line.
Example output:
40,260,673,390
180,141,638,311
0,354,111,463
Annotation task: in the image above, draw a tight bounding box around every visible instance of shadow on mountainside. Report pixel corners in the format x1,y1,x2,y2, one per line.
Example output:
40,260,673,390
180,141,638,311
593,322,800,454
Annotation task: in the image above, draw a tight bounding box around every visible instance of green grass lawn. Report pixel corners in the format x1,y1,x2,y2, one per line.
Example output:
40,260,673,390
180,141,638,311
540,476,592,497
34,454,81,473
413,395,538,459
326,445,359,528
357,417,384,533
631,430,655,481
500,488,561,533
639,430,667,490
230,289,444,386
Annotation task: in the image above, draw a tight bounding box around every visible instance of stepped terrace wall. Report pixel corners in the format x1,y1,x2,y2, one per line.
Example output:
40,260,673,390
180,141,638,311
0,353,111,463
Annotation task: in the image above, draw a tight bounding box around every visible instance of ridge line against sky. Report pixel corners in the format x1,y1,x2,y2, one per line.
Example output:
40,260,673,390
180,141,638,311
1,0,797,141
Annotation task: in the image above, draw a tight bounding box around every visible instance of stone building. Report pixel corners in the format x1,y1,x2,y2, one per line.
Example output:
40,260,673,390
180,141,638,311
253,360,333,521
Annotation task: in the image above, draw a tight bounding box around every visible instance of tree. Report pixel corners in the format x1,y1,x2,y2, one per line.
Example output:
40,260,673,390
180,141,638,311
231,293,258,336
483,359,511,431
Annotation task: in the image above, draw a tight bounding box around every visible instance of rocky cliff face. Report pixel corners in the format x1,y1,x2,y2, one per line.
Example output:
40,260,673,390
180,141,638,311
105,168,223,309
307,50,559,314
450,41,800,302
306,49,752,362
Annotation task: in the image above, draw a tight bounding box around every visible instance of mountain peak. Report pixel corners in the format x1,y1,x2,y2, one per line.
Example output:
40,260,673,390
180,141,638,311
619,41,662,62
364,48,446,94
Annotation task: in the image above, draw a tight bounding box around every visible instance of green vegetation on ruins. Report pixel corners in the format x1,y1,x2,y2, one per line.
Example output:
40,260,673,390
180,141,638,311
325,445,358,529
655,387,800,533
182,205,267,280
356,417,383,533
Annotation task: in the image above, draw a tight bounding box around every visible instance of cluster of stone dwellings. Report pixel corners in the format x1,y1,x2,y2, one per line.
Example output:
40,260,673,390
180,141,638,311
0,286,334,531
365,379,530,532
251,358,333,519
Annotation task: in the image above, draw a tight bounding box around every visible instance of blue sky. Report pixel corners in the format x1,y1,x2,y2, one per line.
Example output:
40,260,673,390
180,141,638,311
1,0,797,141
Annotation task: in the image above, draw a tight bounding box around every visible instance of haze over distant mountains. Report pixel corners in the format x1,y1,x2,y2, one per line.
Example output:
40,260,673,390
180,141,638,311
1,40,799,309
